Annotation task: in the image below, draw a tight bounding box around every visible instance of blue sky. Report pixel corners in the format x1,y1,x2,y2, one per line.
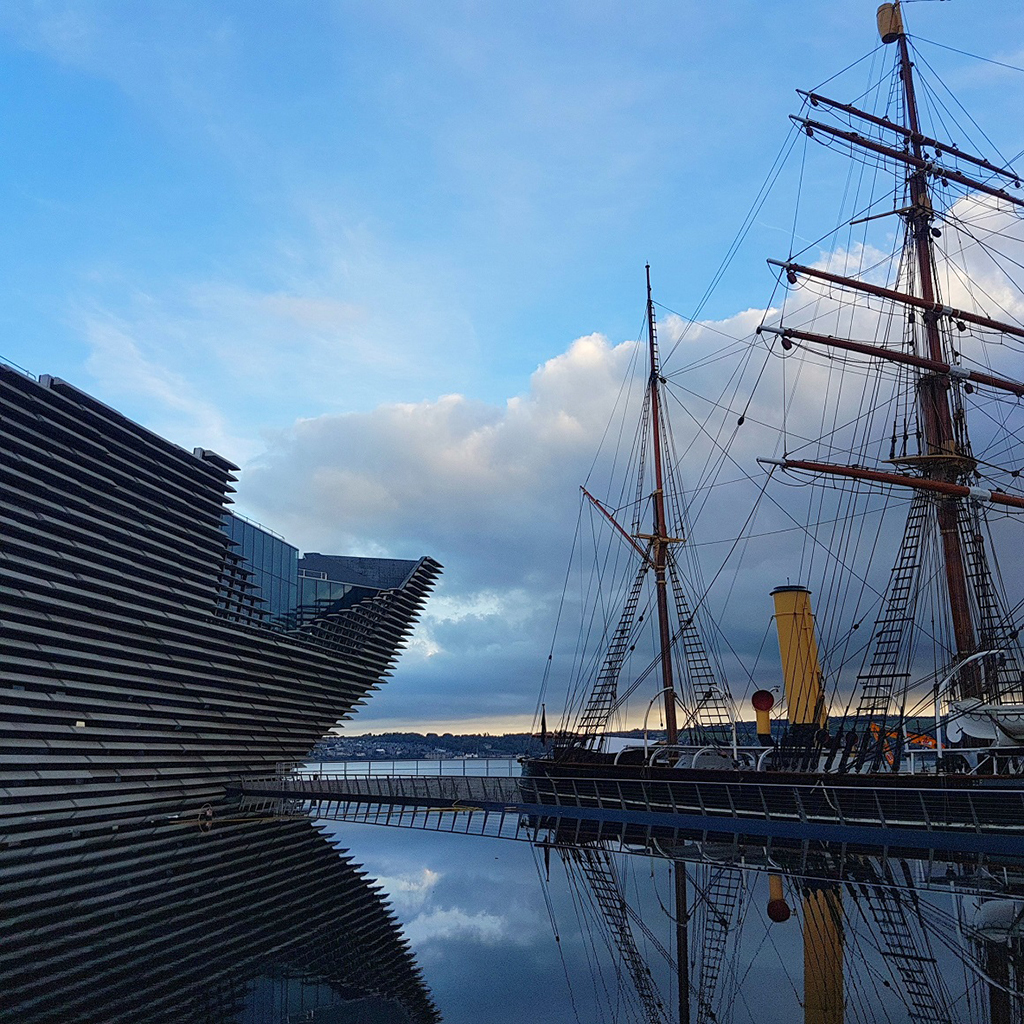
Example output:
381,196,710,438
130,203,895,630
5,2,1024,731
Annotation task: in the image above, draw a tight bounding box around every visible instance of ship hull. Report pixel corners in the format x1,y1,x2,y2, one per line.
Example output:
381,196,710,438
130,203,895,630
520,756,1024,851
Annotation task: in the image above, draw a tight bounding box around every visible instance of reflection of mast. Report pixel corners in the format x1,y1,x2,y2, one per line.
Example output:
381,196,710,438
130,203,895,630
984,941,1011,1024
562,845,747,1024
692,866,744,1024
676,863,690,1024
563,847,671,1024
859,878,954,1023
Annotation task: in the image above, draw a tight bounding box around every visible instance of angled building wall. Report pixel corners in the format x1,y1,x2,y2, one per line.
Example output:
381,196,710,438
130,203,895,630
0,365,441,838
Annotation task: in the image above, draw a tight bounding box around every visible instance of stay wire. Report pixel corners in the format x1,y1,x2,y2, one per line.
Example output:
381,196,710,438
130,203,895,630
662,123,803,368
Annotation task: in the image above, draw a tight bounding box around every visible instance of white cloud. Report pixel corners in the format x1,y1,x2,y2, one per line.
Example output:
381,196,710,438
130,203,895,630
374,867,440,913
403,907,509,947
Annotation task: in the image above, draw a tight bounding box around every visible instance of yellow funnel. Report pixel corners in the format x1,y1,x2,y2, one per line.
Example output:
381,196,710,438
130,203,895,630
771,586,826,730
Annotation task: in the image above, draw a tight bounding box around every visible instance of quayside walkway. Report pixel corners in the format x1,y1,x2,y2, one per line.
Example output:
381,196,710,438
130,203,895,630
233,764,1024,857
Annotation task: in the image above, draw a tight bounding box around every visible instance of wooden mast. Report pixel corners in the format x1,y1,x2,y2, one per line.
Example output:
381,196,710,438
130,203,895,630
893,9,980,688
646,263,680,745
771,4,997,697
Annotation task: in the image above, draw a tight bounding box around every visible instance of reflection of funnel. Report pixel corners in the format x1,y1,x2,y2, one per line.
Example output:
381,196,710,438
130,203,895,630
803,886,843,1024
767,874,790,922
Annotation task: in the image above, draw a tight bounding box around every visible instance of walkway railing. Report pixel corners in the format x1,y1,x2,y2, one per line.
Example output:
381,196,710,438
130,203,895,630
241,767,1024,852
287,758,521,778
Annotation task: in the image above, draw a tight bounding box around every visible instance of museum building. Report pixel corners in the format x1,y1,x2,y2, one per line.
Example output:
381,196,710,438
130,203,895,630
0,364,440,840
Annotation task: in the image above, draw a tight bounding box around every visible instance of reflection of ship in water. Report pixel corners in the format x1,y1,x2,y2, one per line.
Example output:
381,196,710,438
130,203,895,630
539,821,1024,1024
281,770,1024,1023
0,801,440,1024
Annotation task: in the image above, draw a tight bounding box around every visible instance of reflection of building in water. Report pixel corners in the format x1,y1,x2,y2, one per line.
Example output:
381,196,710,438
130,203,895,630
0,364,440,836
0,803,440,1024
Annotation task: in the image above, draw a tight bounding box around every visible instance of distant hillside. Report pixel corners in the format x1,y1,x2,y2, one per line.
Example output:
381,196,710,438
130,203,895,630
310,732,547,760
309,717,938,761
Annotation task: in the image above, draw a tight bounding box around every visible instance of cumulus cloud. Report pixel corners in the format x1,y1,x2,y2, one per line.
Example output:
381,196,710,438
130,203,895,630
373,867,440,913
403,907,509,947
243,332,638,569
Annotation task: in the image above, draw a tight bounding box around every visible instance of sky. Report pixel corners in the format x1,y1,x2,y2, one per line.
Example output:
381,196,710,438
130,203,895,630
5,1,1024,733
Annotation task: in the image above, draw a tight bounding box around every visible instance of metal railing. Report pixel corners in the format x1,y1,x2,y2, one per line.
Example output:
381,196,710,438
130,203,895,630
286,757,522,778
244,768,1024,836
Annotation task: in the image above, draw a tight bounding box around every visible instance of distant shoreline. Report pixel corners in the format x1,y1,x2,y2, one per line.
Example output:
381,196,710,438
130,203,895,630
311,717,938,761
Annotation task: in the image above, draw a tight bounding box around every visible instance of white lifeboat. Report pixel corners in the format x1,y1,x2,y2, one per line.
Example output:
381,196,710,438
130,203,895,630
950,699,1024,743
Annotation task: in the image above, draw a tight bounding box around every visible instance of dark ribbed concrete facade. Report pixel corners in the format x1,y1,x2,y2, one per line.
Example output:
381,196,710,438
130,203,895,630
0,804,440,1023
1,365,441,837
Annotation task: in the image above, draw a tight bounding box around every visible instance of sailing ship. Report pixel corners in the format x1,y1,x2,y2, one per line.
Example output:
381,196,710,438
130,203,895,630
523,2,1024,842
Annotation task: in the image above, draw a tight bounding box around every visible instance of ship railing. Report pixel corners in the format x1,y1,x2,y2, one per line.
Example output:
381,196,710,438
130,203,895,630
515,770,1024,835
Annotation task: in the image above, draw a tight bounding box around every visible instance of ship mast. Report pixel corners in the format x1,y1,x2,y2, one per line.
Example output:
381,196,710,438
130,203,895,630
758,3,1024,710
651,261,692,1022
893,11,979,683
646,263,680,745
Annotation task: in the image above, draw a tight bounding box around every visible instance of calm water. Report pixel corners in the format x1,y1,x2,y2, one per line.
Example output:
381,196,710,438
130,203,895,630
4,759,1022,1022
326,818,1007,1024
